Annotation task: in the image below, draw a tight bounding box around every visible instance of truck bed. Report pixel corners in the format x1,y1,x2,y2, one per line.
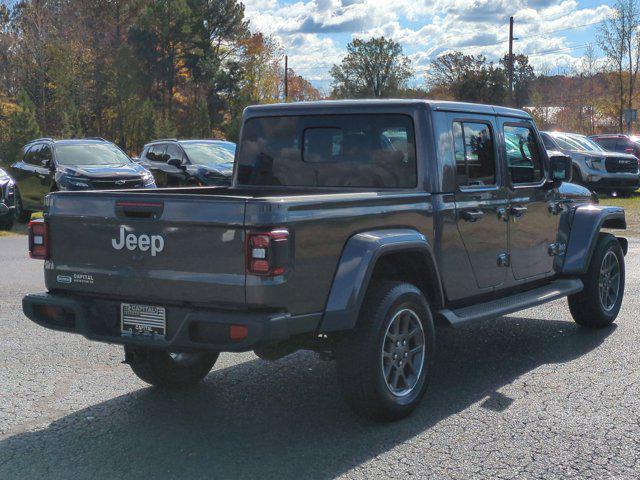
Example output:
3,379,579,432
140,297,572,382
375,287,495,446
45,187,433,315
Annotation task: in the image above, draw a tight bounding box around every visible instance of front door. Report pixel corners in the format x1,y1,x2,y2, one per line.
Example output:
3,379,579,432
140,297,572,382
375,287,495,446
502,121,560,280
453,118,509,290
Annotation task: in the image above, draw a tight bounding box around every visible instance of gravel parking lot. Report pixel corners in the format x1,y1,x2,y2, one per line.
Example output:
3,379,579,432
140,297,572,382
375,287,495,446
0,233,638,479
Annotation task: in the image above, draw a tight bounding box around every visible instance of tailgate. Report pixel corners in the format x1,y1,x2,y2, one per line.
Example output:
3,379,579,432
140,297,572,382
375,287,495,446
45,192,247,306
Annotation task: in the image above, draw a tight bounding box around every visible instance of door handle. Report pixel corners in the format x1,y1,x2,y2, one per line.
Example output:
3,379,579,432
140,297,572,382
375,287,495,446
510,205,528,218
461,210,485,223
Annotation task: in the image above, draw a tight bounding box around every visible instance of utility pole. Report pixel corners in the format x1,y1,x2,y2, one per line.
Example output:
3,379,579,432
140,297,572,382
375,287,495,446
508,16,514,106
284,55,289,102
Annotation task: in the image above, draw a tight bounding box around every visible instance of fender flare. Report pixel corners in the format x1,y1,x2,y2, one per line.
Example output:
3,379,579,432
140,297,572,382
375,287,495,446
319,229,444,332
562,205,626,275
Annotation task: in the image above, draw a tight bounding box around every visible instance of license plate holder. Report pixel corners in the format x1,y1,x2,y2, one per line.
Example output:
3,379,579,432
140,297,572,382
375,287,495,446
121,303,166,338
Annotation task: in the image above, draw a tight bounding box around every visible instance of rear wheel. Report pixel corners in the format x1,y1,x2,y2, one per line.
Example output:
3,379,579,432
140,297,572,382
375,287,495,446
0,213,13,230
335,281,435,421
568,233,624,328
13,188,30,223
125,346,219,388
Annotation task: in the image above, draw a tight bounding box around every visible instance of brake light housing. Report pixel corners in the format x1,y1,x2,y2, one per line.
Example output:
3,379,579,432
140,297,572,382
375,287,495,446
246,228,290,276
28,219,49,260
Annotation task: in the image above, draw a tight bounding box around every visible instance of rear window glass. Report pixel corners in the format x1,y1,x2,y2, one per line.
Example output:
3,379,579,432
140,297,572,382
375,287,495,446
237,114,417,188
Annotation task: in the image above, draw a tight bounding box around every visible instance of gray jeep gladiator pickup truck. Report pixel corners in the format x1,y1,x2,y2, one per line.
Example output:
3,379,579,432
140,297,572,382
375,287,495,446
23,100,628,421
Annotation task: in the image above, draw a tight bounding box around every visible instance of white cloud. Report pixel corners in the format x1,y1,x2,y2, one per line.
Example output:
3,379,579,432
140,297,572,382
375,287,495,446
242,0,613,85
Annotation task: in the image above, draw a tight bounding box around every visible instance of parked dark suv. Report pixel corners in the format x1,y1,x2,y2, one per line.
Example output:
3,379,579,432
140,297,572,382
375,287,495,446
589,134,640,159
0,166,16,230
11,138,156,221
138,139,235,187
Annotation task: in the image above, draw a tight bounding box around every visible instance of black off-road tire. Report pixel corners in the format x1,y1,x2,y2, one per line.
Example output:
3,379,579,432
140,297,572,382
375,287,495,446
125,346,219,388
335,281,435,421
568,233,625,328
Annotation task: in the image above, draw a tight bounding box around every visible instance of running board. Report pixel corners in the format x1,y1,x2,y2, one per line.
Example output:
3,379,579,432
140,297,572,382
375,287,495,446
438,278,584,328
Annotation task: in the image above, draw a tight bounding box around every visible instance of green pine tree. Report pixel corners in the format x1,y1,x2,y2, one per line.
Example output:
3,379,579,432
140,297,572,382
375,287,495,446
5,91,42,166
191,98,211,138
154,114,177,139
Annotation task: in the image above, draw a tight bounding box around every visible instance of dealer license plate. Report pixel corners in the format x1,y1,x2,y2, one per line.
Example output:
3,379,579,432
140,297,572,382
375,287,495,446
121,303,166,338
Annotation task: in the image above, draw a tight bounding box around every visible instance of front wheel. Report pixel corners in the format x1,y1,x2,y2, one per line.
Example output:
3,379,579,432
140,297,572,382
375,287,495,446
125,346,219,388
335,281,435,421
568,233,625,328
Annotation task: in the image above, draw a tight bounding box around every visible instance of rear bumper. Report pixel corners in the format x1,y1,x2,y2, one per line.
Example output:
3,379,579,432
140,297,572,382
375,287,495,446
22,292,321,352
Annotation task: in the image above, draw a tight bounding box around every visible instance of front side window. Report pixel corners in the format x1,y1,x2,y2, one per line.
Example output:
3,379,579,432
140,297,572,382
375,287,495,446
453,121,496,187
504,125,544,185
164,144,185,162
237,114,417,188
540,133,557,150
147,144,167,161
24,144,42,166
39,145,53,165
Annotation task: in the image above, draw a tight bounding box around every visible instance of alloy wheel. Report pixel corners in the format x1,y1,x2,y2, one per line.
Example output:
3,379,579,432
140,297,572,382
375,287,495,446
381,308,426,397
599,250,621,312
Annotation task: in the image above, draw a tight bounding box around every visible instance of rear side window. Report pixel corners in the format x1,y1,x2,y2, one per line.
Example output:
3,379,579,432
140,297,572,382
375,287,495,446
453,121,496,187
504,125,544,184
237,114,417,188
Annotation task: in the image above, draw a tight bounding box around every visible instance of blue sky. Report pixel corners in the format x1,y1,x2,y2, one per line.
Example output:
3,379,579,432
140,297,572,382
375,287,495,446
243,0,617,90
2,0,617,90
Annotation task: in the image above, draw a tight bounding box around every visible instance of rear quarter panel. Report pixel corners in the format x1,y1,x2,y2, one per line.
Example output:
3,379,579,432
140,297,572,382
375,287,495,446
244,192,435,315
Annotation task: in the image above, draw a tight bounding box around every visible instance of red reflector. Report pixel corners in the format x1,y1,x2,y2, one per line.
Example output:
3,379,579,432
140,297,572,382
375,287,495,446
229,325,248,341
250,259,270,273
250,235,270,248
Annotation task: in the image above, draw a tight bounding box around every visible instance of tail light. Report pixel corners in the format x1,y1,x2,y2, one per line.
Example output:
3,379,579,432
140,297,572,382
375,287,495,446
246,228,289,276
28,219,49,260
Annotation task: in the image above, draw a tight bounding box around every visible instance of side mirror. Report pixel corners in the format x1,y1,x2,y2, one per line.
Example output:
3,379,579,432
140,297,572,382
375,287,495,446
167,157,185,169
548,154,572,185
41,159,52,169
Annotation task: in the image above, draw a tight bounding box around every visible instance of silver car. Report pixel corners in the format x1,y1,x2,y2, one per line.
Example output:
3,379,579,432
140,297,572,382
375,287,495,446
540,131,639,196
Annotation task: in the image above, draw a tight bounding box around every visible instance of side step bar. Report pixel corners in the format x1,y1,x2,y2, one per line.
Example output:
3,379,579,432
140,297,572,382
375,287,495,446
437,278,584,328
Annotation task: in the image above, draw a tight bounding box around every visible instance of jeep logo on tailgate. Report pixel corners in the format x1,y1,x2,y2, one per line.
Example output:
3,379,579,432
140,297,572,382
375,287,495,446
112,226,165,256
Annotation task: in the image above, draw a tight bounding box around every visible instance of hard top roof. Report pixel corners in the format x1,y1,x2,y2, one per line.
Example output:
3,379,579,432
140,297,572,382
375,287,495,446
26,138,114,146
144,139,235,146
244,99,531,119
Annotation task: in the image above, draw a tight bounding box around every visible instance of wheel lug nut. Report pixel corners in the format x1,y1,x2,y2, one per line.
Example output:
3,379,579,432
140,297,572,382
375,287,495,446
404,352,408,358
402,340,406,345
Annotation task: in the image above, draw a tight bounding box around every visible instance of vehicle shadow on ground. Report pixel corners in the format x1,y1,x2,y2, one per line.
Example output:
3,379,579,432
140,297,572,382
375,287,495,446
0,315,615,479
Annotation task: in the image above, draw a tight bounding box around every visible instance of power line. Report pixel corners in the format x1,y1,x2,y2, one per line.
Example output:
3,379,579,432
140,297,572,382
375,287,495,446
524,43,591,57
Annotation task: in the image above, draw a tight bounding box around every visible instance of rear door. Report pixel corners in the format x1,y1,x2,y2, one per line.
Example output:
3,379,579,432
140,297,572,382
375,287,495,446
501,121,559,280
45,192,248,306
13,143,53,209
453,116,509,290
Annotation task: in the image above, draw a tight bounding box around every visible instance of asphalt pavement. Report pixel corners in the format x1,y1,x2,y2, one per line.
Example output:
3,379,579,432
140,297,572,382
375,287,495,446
0,234,638,479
